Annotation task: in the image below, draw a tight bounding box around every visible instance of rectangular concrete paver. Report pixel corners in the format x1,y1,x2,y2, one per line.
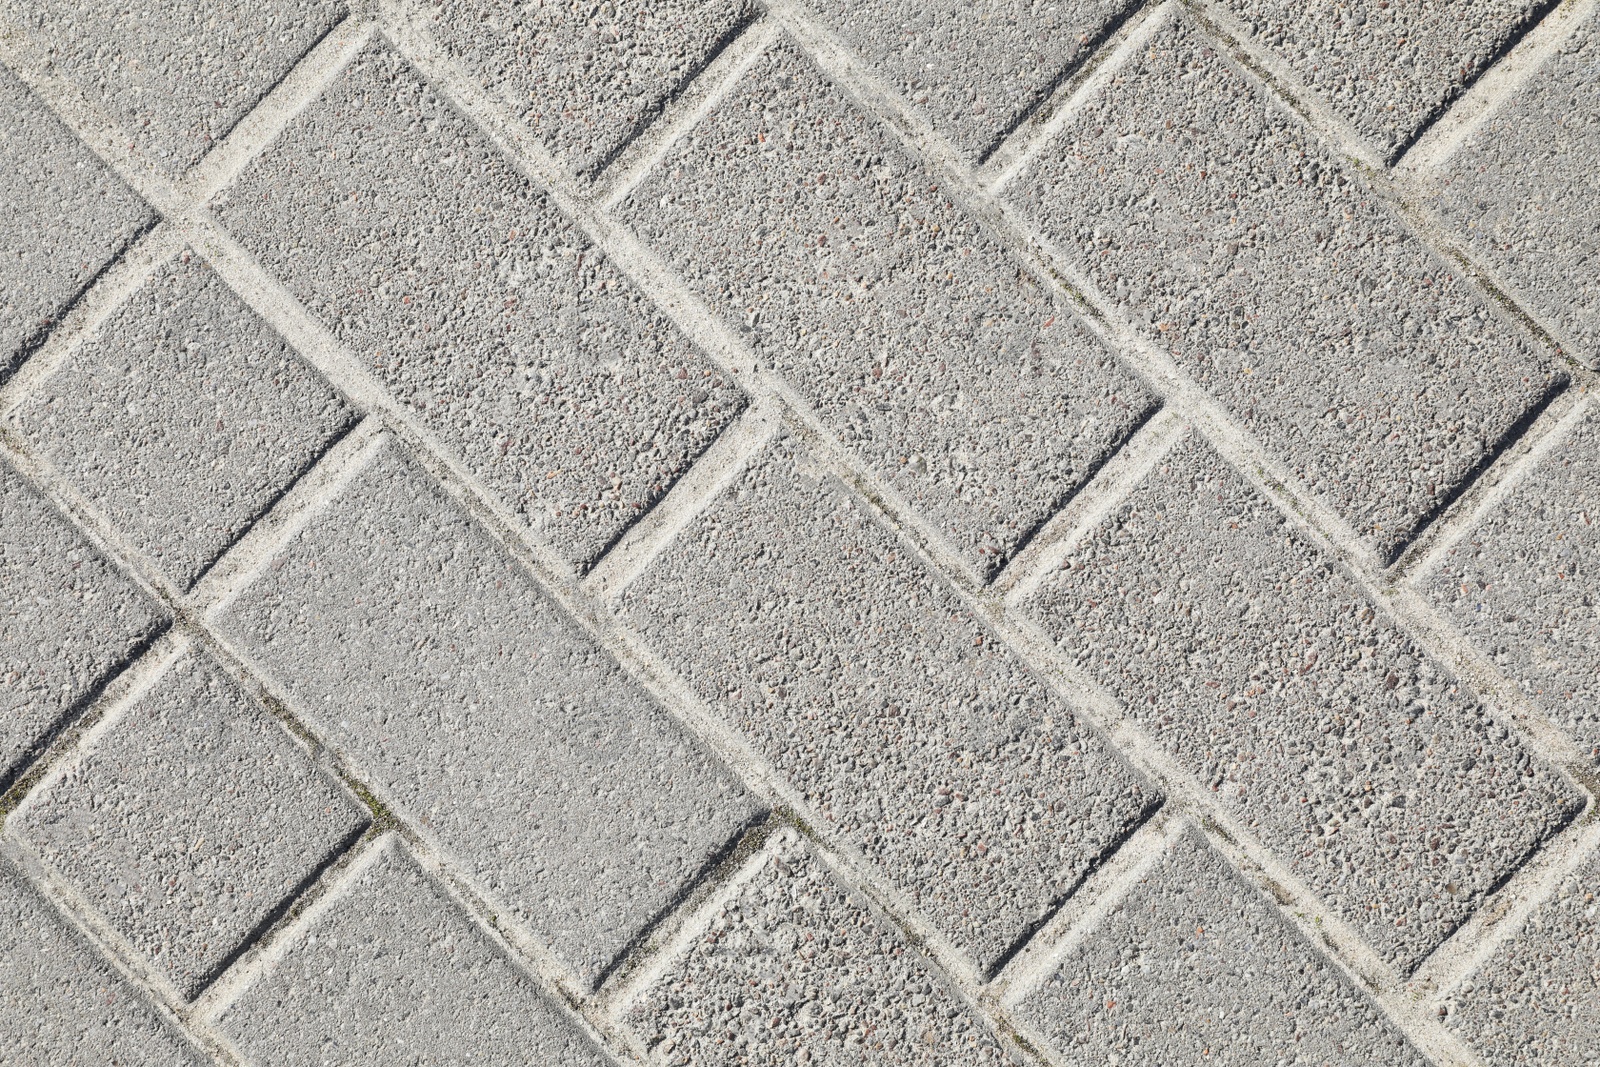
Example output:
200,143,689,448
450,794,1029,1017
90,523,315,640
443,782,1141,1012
0,458,167,792
213,40,747,570
1018,825,1428,1066
1020,433,1583,970
0,855,207,1066
619,434,1158,977
13,647,369,1000
212,435,762,985
627,833,1011,1066
1008,10,1565,562
0,59,154,380
10,252,356,589
218,838,613,1067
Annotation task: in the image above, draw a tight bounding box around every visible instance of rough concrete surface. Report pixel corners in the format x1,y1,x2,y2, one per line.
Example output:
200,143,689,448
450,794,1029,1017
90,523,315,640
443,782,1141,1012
1,1,1597,1065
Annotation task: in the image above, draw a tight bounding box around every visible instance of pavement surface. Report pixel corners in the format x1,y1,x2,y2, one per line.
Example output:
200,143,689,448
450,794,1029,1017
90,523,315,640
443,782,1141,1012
1,2,1597,1065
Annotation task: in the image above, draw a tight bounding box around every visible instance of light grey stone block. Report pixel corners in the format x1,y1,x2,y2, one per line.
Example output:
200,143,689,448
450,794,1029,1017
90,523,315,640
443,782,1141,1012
12,253,355,590
213,436,761,985
0,59,154,380
213,41,745,569
0,855,206,1066
1431,8,1600,369
1426,406,1600,763
15,648,368,999
1021,433,1583,970
219,839,613,1067
422,0,755,178
1447,846,1600,1066
618,40,1156,578
619,435,1158,977
1212,0,1546,161
805,0,1138,160
1008,12,1565,562
1019,826,1428,1066
0,459,166,792
627,834,1011,1066
5,0,346,173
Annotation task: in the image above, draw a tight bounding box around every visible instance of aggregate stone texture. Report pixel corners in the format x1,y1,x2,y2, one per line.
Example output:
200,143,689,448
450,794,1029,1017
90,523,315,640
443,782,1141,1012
1021,433,1583,970
617,39,1157,579
212,436,762,985
0,855,206,1067
421,0,755,178
1211,0,1547,161
1430,7,1600,369
627,835,1012,1066
1446,846,1600,1066
1009,11,1565,562
11,253,356,590
1426,404,1600,763
218,840,613,1067
1018,826,1427,1066
801,0,1138,160
619,435,1158,977
5,0,346,173
14,648,369,1000
213,40,746,570
0,59,154,380
0,458,167,792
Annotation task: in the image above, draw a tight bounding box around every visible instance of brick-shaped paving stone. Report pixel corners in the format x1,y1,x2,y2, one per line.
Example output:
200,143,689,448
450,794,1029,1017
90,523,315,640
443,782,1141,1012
1009,11,1564,562
617,40,1156,579
0,59,154,380
423,0,754,178
627,833,1010,1066
1212,0,1546,161
1018,825,1427,1066
619,434,1157,976
213,436,761,984
11,253,355,590
0,855,206,1066
1426,404,1600,763
805,0,1138,160
1430,8,1600,369
0,458,166,791
219,839,612,1067
15,647,368,999
1021,433,1582,969
214,41,744,570
1446,846,1600,1066
6,0,345,173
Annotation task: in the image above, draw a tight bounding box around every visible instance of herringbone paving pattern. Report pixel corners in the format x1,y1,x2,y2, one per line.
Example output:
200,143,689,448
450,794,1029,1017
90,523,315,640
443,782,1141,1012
1,2,1596,1064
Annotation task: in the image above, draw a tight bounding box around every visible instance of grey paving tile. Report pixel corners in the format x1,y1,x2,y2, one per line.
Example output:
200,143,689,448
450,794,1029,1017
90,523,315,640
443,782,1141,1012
1425,405,1600,763
212,436,761,985
219,839,613,1067
627,834,1011,1067
1008,11,1565,562
0,458,167,792
15,647,368,1000
1431,8,1600,369
0,854,206,1066
5,0,346,174
619,434,1158,977
1020,433,1583,970
805,0,1138,160
0,59,154,381
1018,825,1428,1067
1447,845,1600,1066
422,0,754,178
618,40,1156,578
1212,0,1547,161
213,41,745,569
11,253,356,590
